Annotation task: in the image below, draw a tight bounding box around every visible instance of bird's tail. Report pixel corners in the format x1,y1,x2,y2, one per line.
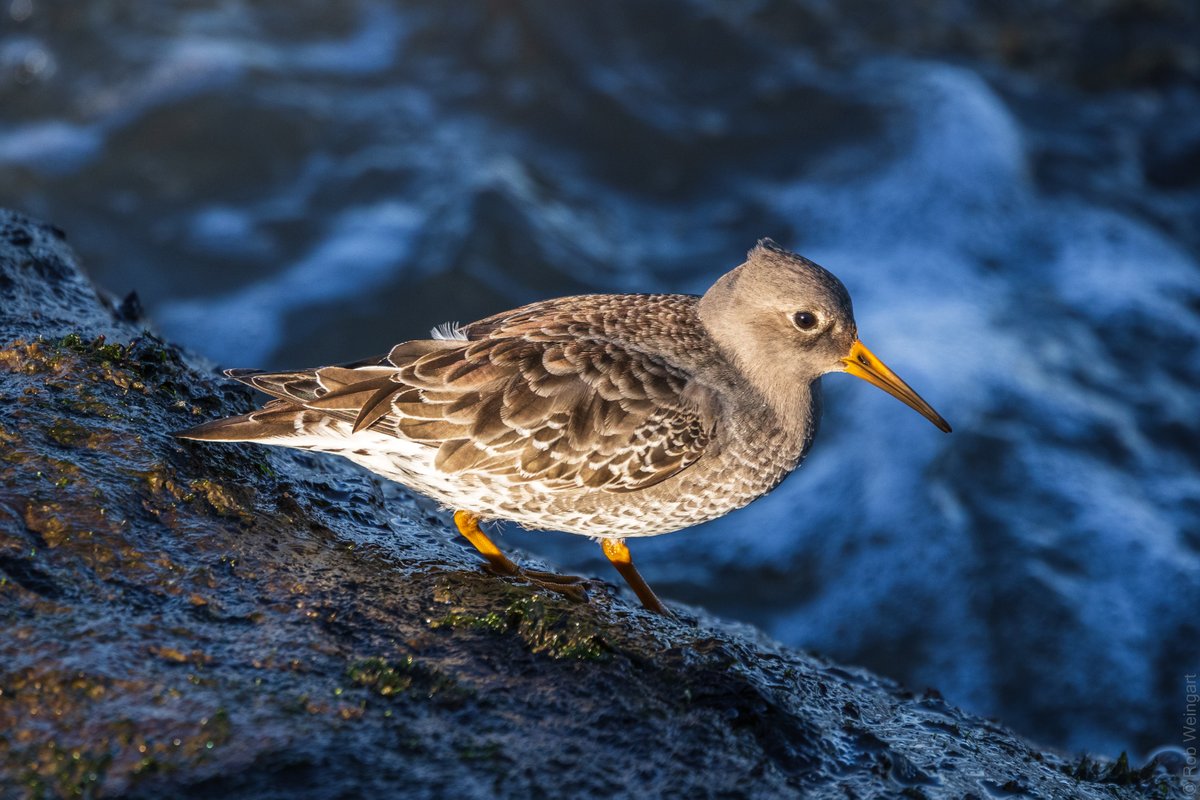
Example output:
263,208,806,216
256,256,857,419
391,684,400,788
175,361,400,442
174,401,305,442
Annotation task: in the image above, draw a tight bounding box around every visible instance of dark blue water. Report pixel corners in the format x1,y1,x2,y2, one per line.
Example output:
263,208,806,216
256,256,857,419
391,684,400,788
3,0,1198,760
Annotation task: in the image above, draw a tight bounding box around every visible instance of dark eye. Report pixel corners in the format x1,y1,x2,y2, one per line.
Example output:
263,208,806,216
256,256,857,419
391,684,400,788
792,311,818,330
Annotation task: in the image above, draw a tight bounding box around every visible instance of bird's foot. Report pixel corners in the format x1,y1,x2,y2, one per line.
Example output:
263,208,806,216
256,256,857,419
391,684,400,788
485,563,590,603
454,510,590,603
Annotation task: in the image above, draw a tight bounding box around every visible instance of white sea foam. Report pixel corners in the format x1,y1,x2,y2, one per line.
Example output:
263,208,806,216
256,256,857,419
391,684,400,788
0,121,101,172
157,201,426,364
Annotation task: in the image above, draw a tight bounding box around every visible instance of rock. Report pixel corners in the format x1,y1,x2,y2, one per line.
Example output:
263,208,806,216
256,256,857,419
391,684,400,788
0,208,1182,799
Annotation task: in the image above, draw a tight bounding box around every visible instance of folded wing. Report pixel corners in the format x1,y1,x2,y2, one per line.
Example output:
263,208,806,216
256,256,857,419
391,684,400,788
223,332,716,493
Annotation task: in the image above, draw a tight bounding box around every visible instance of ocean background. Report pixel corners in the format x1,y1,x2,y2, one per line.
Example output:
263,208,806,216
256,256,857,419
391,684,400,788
2,0,1198,760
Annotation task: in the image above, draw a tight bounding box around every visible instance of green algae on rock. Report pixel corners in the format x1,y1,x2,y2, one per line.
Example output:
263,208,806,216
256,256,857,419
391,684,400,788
346,656,467,705
0,209,1186,799
431,592,611,661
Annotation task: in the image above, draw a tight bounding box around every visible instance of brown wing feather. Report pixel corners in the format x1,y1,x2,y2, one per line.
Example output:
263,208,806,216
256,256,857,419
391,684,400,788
213,305,718,492
439,337,713,491
226,334,715,492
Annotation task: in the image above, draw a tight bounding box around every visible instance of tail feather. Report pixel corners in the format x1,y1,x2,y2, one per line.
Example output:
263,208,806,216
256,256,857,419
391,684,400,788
174,401,303,442
226,369,325,404
223,365,398,405
179,353,405,443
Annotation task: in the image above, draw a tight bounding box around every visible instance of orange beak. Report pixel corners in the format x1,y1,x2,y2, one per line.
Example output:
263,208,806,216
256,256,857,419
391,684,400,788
841,340,952,433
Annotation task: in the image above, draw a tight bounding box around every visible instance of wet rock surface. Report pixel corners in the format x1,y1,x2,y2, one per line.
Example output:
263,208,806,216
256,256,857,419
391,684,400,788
0,209,1184,799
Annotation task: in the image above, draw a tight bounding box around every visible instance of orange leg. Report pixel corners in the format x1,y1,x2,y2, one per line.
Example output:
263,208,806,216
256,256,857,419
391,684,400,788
453,510,587,601
454,510,520,575
601,538,669,615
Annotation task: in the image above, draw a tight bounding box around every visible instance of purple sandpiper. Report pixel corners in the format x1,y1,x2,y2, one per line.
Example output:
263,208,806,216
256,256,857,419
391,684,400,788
178,241,950,614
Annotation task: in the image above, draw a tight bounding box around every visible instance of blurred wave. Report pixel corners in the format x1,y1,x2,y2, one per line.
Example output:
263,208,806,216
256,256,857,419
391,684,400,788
2,0,1198,758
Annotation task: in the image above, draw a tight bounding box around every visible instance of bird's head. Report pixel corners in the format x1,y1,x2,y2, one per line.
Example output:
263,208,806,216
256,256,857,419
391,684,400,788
698,239,951,432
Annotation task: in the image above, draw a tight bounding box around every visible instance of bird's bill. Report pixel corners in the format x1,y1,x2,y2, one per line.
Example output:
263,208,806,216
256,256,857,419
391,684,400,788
841,340,952,433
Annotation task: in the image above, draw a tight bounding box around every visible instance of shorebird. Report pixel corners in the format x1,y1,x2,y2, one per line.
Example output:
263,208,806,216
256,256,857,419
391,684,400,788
178,241,950,614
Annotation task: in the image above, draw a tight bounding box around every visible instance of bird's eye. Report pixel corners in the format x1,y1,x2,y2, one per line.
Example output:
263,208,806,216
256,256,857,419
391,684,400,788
792,311,818,331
